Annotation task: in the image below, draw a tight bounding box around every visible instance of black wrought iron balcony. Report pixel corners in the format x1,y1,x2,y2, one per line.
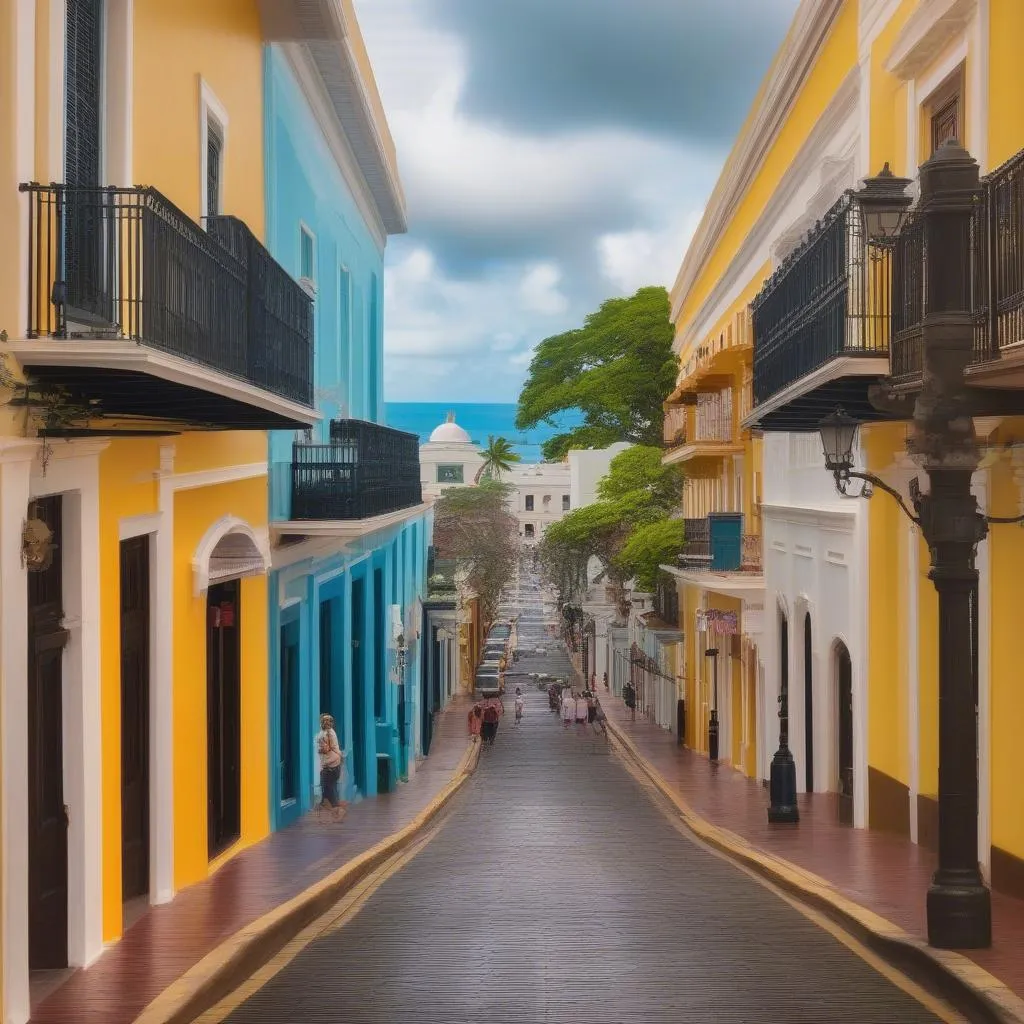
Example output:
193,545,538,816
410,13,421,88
291,419,423,521
678,517,711,570
891,147,1024,386
749,192,892,432
16,183,315,430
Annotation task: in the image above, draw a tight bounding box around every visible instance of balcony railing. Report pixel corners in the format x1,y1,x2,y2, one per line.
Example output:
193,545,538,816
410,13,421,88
677,516,762,574
751,192,891,407
891,147,1024,379
694,388,733,442
291,419,422,521
20,184,314,407
663,404,687,447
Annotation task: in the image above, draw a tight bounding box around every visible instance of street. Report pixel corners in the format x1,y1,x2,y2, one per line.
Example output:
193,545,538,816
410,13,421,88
210,571,949,1024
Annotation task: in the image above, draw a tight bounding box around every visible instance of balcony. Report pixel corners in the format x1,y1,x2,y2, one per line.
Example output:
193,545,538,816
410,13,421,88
288,419,423,524
747,192,892,432
13,184,316,431
890,147,1024,404
662,389,743,469
671,516,763,594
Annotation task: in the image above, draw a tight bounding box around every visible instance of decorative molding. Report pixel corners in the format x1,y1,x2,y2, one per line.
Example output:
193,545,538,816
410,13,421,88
761,503,856,531
169,461,268,493
885,0,976,80
192,515,272,596
860,0,905,56
673,66,860,351
669,0,847,328
119,511,162,540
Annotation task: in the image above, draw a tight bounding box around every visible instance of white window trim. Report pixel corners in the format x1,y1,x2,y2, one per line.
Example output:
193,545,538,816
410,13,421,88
339,264,352,409
299,222,317,296
199,77,229,223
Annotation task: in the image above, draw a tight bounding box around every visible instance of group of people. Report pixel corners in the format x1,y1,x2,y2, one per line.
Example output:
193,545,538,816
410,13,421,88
560,688,607,737
469,687,528,746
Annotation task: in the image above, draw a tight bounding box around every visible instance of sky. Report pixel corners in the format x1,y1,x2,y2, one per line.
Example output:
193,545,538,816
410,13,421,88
354,0,801,403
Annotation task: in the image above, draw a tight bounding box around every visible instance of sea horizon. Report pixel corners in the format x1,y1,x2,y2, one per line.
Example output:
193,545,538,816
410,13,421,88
385,401,583,463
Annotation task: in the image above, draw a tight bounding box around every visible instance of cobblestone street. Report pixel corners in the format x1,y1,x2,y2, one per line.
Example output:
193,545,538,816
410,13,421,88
216,573,950,1023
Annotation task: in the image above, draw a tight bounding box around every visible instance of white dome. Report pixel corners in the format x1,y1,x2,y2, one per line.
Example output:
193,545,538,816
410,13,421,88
428,418,472,444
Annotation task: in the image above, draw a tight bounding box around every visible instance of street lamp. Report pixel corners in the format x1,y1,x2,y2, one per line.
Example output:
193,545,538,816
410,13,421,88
856,162,913,244
816,141,1024,951
705,647,719,762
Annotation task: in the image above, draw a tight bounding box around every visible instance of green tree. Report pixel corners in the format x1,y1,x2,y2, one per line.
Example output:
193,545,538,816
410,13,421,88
615,518,687,592
474,435,521,482
433,478,518,628
516,286,677,461
597,444,683,512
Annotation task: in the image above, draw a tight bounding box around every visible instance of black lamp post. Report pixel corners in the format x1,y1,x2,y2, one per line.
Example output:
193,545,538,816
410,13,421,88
705,647,720,761
767,613,798,823
818,141,1003,950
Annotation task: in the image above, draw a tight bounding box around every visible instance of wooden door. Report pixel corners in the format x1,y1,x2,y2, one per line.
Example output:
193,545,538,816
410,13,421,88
28,496,69,969
804,613,814,793
207,580,241,859
351,578,366,794
120,536,150,902
837,643,854,826
279,621,299,804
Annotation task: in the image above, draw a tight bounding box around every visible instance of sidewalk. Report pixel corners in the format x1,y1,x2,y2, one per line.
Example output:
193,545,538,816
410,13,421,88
600,689,1024,1017
30,697,473,1024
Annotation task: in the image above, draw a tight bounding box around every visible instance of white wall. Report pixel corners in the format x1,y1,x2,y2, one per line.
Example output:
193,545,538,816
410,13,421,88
419,441,485,501
506,462,572,544
568,443,631,509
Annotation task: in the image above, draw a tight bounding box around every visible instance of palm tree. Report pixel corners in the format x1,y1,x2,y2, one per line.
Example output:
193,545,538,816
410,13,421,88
475,435,521,483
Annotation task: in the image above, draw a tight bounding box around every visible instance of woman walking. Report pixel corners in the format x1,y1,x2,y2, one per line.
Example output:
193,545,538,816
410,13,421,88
316,713,346,821
561,689,575,729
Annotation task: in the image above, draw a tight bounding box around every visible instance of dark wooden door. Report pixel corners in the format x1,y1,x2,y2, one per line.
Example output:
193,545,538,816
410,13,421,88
207,580,241,859
351,578,366,795
120,536,150,902
804,613,813,793
837,643,854,826
279,621,299,804
27,496,69,970
319,600,333,719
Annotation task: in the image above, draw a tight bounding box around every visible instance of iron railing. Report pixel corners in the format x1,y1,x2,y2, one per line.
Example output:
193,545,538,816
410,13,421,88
291,419,422,520
751,192,891,407
891,146,1024,379
678,518,711,570
20,183,314,406
677,517,762,574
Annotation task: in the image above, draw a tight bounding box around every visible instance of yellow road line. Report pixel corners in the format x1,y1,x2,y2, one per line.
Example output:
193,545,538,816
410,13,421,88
195,821,447,1022
615,747,965,1024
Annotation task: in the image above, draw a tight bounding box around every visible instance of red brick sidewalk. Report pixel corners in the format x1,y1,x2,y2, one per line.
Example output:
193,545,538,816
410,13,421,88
30,697,472,1024
600,689,1024,1003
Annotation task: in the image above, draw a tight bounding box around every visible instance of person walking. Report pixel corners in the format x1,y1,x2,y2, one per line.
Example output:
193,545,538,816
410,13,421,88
560,689,575,729
316,713,346,822
514,687,525,726
575,691,589,731
468,704,483,741
482,699,501,745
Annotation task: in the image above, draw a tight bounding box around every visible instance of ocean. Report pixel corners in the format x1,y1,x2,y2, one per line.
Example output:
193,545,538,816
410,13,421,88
384,402,584,463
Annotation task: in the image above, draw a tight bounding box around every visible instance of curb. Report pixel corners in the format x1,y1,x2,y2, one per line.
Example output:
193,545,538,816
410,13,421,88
606,718,1024,1024
135,737,482,1024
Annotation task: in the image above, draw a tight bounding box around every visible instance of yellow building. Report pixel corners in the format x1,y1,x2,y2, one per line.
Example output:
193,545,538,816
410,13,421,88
665,0,1024,899
0,2,316,1020
661,305,763,779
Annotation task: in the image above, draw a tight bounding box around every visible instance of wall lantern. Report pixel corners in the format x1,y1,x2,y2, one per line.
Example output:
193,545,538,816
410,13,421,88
856,162,913,243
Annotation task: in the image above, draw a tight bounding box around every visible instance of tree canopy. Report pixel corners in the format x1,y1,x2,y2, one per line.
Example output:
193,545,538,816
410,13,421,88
432,478,519,628
474,435,521,483
515,286,677,461
536,444,684,606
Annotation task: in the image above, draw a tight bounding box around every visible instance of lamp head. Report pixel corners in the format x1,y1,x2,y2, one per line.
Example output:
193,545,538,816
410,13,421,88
857,162,913,243
819,408,859,474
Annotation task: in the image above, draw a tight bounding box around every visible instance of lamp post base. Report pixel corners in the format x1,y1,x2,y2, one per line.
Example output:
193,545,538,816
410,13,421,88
927,874,992,949
708,711,719,762
768,748,799,823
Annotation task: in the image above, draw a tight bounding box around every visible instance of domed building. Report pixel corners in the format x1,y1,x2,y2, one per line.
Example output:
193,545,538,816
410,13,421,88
419,413,486,499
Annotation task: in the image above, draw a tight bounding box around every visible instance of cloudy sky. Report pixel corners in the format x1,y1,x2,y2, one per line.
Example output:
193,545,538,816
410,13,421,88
354,0,800,403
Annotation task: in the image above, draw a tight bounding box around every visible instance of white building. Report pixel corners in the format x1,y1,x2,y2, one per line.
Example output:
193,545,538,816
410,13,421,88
569,442,631,507
418,415,486,501
506,462,572,544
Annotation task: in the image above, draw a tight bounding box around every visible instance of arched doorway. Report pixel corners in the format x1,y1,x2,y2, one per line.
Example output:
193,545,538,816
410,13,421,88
804,612,813,793
836,642,854,825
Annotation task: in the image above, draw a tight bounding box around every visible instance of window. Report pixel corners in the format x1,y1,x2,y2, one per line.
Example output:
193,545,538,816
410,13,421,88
300,226,316,286
199,80,229,224
525,495,534,511
524,524,535,539
562,494,570,511
542,494,551,506
924,66,965,158
338,267,351,400
206,120,223,219
437,464,464,484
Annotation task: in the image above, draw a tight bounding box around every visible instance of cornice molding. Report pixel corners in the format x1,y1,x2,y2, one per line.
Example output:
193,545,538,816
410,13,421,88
885,0,977,80
669,0,846,325
674,66,860,353
761,502,856,531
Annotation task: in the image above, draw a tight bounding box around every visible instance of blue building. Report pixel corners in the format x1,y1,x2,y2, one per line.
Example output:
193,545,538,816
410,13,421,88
260,12,432,830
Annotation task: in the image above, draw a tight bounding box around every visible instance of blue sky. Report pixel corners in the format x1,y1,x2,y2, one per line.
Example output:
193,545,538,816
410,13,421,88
354,0,800,402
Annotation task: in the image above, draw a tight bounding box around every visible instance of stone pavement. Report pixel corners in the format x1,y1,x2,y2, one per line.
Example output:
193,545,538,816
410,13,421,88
599,688,1024,1008
29,695,472,1024
215,668,947,1024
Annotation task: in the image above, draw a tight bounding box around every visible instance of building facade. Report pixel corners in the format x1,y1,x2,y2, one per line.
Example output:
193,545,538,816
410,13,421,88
260,7,431,830
0,1,322,1020
666,0,1024,893
419,416,486,500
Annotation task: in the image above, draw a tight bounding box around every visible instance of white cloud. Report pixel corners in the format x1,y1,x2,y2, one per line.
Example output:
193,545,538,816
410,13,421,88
597,207,706,295
519,263,569,316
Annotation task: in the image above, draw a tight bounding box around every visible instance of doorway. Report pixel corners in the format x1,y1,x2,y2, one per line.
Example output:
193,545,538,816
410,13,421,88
836,642,854,825
319,600,333,720
28,496,69,970
207,580,241,859
120,536,150,905
279,619,300,805
804,612,813,793
351,577,366,794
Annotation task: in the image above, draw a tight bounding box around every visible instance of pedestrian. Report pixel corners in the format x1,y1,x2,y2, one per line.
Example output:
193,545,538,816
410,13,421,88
514,687,524,726
592,698,608,739
603,671,609,691
316,713,346,822
482,699,501,745
469,704,483,741
575,691,589,731
561,689,574,729
587,692,597,724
